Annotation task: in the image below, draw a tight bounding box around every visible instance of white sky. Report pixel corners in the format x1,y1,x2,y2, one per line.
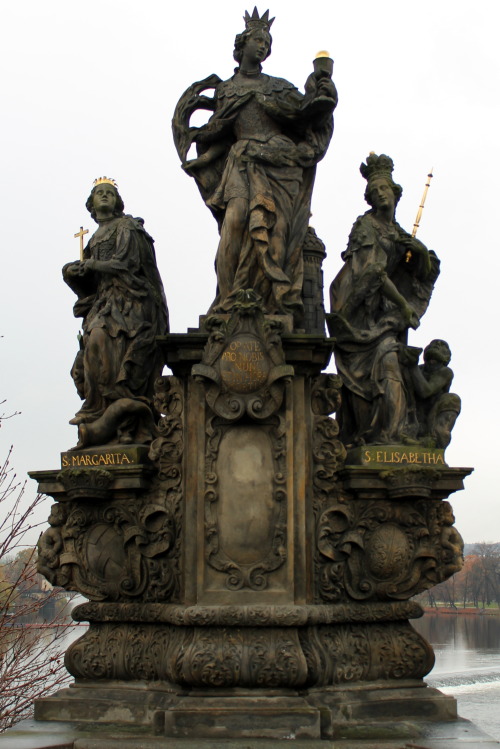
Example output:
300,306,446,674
1,0,498,544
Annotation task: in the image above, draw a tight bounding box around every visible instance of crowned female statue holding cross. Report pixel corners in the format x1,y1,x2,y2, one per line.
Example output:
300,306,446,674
63,178,169,449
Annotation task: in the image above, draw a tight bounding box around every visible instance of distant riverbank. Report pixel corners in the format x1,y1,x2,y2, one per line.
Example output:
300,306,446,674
422,606,500,616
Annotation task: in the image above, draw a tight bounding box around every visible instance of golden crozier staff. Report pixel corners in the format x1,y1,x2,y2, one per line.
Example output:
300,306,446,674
406,168,433,262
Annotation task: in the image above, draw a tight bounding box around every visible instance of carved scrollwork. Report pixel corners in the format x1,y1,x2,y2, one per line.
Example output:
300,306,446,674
310,373,346,603
148,374,185,597
65,618,432,687
315,497,464,603
66,623,308,688
312,416,346,504
37,497,178,602
204,415,287,591
149,376,184,479
65,622,187,683
57,468,113,500
380,466,440,499
73,600,422,627
192,290,294,421
311,373,343,416
300,620,434,686
311,374,346,513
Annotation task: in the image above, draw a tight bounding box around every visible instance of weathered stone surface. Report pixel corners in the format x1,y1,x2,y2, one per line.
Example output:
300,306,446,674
62,619,433,688
327,154,462,452
63,180,169,450
72,600,423,626
30,292,470,739
173,12,337,330
1,718,500,748
164,695,321,740
28,12,475,745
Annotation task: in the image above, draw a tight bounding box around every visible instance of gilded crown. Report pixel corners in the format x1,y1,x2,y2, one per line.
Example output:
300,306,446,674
360,153,395,184
93,176,118,189
244,7,275,32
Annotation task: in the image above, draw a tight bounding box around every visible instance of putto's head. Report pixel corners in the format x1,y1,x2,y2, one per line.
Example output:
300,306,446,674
361,153,403,209
86,177,125,221
234,7,274,64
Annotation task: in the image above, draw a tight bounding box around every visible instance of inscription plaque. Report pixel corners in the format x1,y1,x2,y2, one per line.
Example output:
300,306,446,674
220,334,269,394
60,444,150,469
346,444,447,468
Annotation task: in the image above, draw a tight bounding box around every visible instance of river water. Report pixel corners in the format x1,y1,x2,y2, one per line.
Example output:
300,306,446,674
413,611,500,740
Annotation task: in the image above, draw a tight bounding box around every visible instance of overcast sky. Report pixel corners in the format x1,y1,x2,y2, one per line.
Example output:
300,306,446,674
1,0,498,544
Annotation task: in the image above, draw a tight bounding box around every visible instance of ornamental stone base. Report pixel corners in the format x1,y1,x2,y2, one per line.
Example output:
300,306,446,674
30,312,472,741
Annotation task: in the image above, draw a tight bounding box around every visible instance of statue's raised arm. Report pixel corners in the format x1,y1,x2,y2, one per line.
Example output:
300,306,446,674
172,7,337,329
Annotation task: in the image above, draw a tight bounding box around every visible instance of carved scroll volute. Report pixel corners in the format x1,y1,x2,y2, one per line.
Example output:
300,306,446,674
310,372,347,603
315,497,464,604
192,290,294,421
37,497,178,602
311,373,346,508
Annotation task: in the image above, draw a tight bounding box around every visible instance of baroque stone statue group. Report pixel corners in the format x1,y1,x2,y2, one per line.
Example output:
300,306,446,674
30,6,471,743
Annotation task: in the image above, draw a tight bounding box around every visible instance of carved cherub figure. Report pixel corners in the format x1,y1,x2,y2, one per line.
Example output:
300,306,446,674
409,339,461,448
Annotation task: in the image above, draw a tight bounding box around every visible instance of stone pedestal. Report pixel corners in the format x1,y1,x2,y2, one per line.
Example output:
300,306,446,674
31,304,471,741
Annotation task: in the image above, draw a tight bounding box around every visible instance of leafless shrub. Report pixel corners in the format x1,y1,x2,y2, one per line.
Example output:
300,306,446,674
0,447,75,732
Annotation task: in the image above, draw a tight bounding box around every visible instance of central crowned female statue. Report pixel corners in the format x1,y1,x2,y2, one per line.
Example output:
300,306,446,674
173,8,337,328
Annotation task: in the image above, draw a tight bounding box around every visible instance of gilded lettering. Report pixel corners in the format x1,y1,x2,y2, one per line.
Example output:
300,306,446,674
376,451,383,462
436,454,444,465
393,451,401,463
121,454,132,464
91,455,99,466
400,452,409,463
364,450,371,463
62,455,69,467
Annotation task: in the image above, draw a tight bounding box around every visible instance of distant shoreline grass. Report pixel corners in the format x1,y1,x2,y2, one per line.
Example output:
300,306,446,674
423,606,500,616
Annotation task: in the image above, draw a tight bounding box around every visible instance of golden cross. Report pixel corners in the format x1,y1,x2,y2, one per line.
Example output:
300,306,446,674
74,226,89,261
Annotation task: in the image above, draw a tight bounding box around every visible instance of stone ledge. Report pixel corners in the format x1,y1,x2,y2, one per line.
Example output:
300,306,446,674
29,462,155,500
72,600,423,626
1,713,498,748
159,331,334,377
339,465,473,501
